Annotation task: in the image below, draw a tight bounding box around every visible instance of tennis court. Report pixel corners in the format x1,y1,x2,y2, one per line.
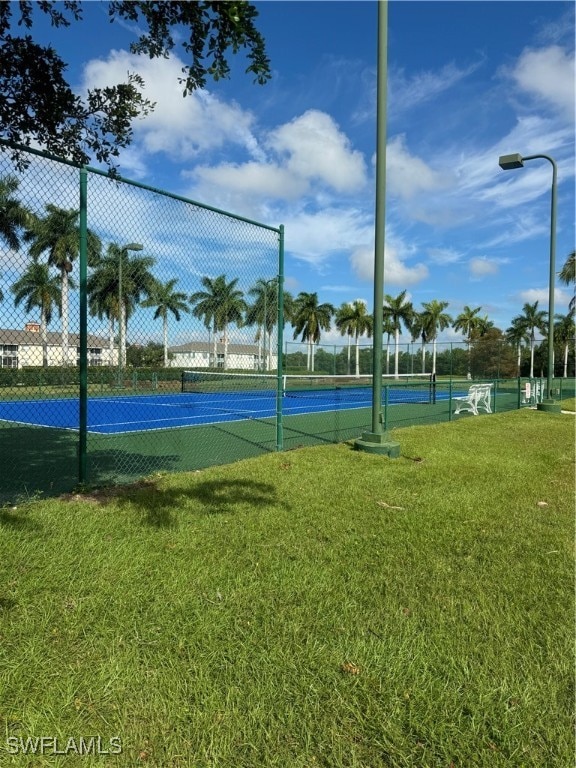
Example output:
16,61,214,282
0,373,441,435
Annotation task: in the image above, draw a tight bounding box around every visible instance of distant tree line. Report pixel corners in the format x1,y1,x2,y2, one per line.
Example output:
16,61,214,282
1,176,574,378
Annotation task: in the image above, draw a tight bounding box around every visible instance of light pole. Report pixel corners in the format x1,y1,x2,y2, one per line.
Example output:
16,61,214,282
118,242,143,386
354,0,400,457
498,153,560,413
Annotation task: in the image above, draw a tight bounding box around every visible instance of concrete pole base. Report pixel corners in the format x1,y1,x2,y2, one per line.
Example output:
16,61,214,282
354,431,401,458
536,399,561,413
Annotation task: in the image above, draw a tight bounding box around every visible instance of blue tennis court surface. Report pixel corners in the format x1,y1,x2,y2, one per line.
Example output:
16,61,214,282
0,386,443,435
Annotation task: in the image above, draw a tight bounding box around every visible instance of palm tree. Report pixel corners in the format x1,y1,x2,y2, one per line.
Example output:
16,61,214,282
453,305,482,377
554,312,575,378
409,311,428,374
87,246,121,366
190,275,246,370
246,278,279,371
558,250,575,313
142,278,190,367
420,300,452,375
88,243,156,368
291,292,335,372
11,260,62,367
511,302,547,378
118,249,157,367
0,175,31,251
334,300,373,377
335,303,355,375
24,204,102,365
505,317,530,377
383,290,414,379
475,314,495,337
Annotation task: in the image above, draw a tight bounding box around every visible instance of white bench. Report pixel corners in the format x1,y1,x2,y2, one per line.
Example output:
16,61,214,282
453,383,493,416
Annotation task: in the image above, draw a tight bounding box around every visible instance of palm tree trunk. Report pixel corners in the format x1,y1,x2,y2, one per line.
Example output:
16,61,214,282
109,317,115,366
347,334,351,375
306,339,311,371
386,334,390,375
40,306,48,368
257,330,262,370
432,339,437,375
61,268,69,365
311,342,316,372
563,342,568,378
163,315,168,367
355,333,360,377
516,344,521,376
120,300,127,368
421,338,426,373
224,324,229,370
529,336,535,378
267,329,273,371
394,328,400,379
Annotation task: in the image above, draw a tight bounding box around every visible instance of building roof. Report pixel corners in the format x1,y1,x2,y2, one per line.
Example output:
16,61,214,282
169,341,263,355
0,329,109,346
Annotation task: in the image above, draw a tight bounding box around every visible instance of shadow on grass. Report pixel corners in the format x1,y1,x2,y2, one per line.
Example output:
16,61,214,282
0,505,41,530
80,477,282,529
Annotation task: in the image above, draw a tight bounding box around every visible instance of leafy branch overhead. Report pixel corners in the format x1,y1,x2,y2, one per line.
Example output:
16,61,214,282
0,1,271,171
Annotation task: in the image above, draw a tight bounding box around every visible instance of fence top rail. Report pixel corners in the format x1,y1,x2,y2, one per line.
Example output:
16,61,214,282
0,138,281,234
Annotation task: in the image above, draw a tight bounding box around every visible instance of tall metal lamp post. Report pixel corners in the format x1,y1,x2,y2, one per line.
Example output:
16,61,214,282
498,153,560,413
354,0,400,456
118,242,143,386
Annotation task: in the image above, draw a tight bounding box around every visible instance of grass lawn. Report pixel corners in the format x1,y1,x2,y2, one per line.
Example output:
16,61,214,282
0,409,573,767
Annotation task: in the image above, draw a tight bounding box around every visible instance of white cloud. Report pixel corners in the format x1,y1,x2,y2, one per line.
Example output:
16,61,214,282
519,287,573,308
284,208,371,268
81,50,263,162
350,243,429,287
428,247,463,265
470,257,499,278
190,162,308,204
267,110,367,193
390,60,483,116
386,135,446,201
509,45,575,119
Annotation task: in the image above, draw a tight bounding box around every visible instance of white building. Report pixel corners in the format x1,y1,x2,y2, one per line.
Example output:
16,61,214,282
169,340,277,371
0,327,115,368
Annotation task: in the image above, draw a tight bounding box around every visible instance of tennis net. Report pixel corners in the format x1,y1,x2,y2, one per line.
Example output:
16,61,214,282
181,370,434,404
283,373,434,403
181,370,278,395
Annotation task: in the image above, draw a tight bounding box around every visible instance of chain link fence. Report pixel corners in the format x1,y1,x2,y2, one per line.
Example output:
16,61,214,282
1,143,573,504
0,143,282,502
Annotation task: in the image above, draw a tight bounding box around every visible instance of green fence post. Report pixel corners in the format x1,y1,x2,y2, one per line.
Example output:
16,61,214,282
78,167,88,485
276,224,284,452
383,384,389,431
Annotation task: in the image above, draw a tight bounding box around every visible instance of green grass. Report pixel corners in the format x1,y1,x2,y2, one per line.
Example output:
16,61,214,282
0,409,573,767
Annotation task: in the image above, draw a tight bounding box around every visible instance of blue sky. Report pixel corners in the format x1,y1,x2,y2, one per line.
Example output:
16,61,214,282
25,1,576,346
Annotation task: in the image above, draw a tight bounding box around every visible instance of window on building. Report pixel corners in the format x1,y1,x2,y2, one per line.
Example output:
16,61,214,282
0,345,18,368
76,347,103,366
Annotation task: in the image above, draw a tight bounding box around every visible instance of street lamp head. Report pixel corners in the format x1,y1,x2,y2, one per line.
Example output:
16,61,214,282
123,242,144,252
499,153,524,170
